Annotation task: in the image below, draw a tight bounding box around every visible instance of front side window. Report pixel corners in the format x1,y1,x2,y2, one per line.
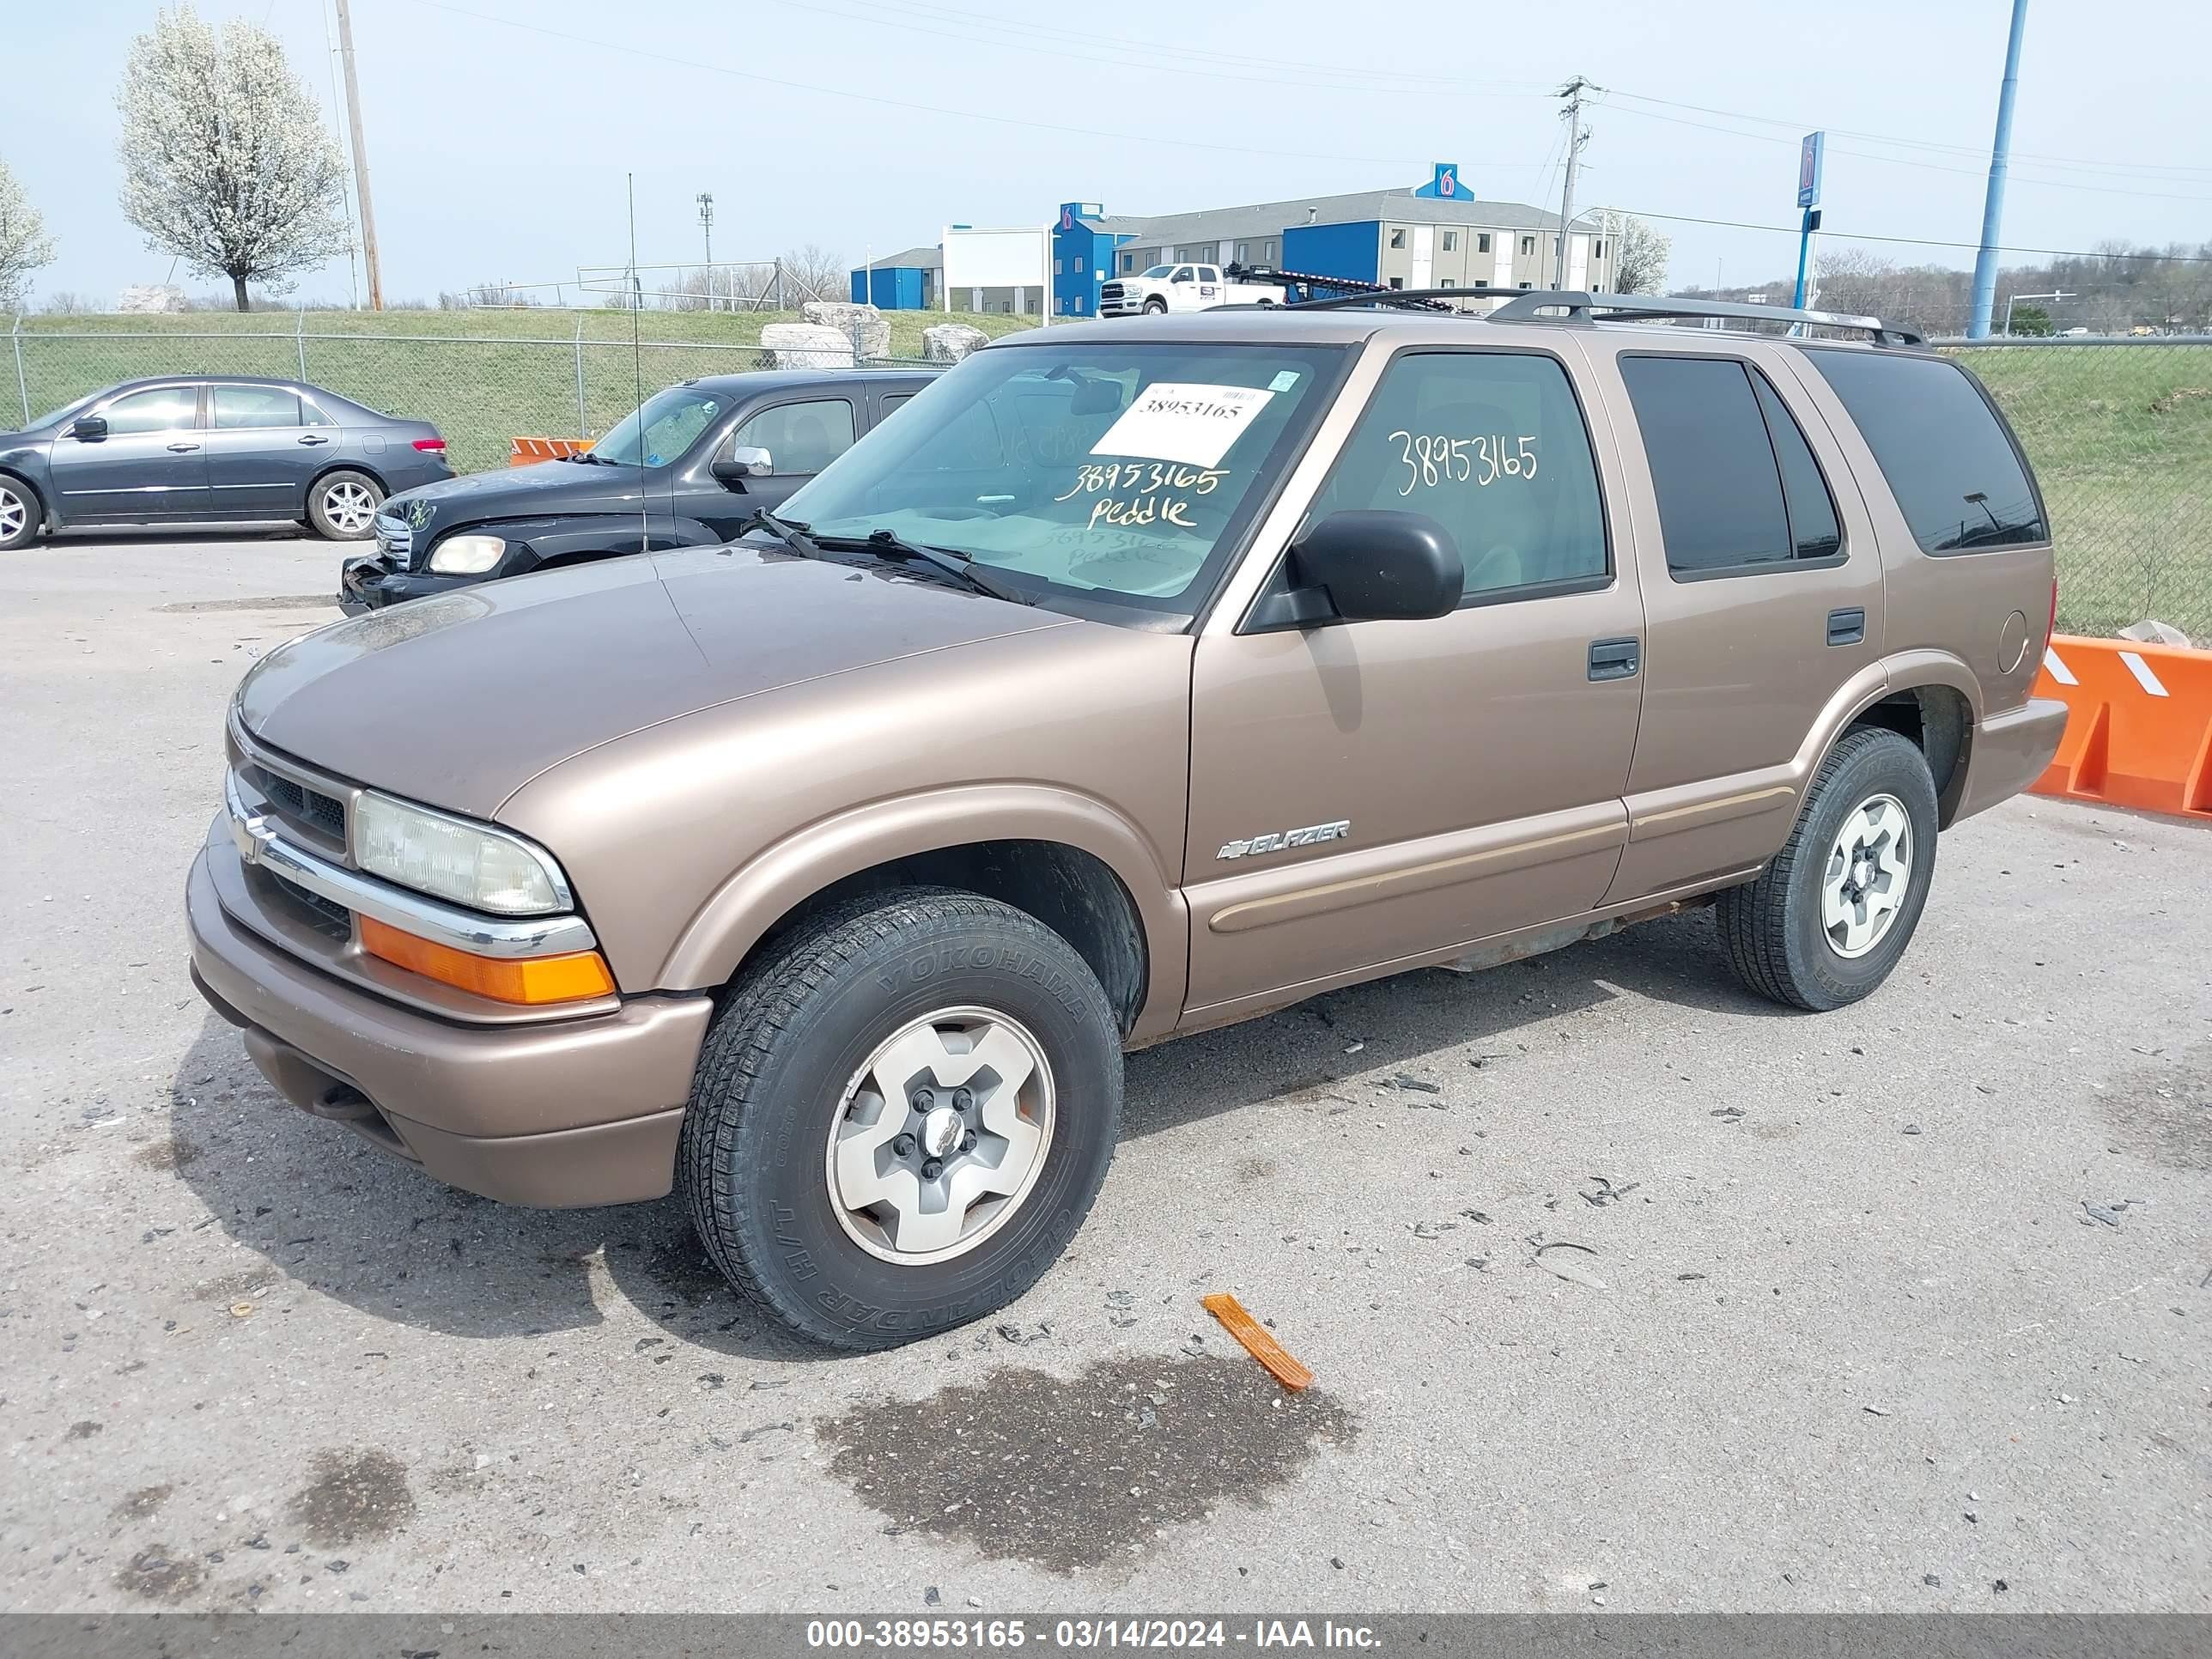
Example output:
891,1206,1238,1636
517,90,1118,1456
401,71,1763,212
1805,349,2046,552
1619,355,1843,575
100,386,197,434
592,386,724,468
728,398,855,475
1171,265,1194,283
1305,349,1608,600
213,386,302,428
785,341,1345,617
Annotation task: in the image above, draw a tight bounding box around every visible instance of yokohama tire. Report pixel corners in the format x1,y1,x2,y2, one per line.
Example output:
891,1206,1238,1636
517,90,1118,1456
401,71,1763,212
1716,726,1940,1012
678,887,1122,1350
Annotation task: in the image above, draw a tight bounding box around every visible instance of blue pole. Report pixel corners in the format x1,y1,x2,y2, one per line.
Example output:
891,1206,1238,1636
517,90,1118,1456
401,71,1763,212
1792,209,1814,308
1966,0,2031,339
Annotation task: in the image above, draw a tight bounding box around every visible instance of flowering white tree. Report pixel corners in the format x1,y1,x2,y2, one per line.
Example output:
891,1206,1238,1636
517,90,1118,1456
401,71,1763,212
0,156,57,313
115,7,349,312
1612,216,1673,296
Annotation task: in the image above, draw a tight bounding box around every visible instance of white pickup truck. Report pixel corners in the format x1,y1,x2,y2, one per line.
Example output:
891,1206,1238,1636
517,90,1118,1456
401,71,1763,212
1097,263,1285,317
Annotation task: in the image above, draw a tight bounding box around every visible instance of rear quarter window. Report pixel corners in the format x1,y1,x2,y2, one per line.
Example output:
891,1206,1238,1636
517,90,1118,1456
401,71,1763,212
1804,350,2046,553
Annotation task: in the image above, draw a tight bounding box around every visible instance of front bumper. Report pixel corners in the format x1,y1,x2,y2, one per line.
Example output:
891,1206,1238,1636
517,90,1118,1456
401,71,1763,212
1953,696,2069,823
185,838,713,1207
338,555,484,615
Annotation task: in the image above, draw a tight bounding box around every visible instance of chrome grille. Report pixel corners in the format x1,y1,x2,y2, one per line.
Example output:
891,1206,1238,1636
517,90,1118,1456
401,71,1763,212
373,512,413,567
1101,283,1125,302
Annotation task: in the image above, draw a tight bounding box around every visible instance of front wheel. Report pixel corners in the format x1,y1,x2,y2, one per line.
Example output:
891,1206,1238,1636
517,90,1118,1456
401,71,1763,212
1143,297,1167,314
307,470,384,540
0,477,42,550
1716,726,1938,1012
679,887,1122,1350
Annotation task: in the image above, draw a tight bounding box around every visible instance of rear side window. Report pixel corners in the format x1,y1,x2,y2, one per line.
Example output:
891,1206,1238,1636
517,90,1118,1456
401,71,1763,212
213,386,302,428
1307,349,1608,600
1805,350,2045,552
1619,356,1843,575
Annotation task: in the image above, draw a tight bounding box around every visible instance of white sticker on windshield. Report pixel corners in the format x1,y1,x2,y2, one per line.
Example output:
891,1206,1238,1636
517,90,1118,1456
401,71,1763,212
1091,382,1276,469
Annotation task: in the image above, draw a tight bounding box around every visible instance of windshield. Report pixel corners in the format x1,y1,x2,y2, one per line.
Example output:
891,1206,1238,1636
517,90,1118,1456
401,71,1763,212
31,390,103,430
781,341,1345,618
589,384,725,468
1140,265,1176,279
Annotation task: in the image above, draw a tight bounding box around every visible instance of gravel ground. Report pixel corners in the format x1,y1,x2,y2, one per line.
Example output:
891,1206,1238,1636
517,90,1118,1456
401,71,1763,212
3,536,2207,1615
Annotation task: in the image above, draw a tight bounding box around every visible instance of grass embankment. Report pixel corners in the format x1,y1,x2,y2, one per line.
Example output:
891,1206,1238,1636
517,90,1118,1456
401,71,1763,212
15,307,1038,475
1947,344,2212,641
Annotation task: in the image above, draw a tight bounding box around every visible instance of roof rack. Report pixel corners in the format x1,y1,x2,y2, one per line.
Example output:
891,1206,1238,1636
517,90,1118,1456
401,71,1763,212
1216,264,1921,345
1486,289,1924,346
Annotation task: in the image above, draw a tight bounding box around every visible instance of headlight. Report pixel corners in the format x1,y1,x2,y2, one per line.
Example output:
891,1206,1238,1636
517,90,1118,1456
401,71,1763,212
427,533,507,574
353,791,568,915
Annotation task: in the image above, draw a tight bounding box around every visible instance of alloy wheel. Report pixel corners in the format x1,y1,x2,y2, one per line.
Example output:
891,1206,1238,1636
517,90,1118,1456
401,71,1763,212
823,1005,1056,1264
1820,792,1912,958
322,480,378,535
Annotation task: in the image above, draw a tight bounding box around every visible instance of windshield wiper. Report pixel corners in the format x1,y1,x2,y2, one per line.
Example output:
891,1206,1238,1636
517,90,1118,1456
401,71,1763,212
742,509,821,557
817,529,1035,606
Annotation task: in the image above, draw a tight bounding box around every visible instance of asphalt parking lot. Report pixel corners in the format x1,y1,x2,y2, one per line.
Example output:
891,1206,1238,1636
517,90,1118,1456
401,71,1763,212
3,534,2208,1616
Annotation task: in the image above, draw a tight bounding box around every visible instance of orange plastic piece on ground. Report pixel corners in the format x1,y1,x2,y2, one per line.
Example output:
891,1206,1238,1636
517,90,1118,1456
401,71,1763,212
2033,634,2212,821
1200,1292,1313,1391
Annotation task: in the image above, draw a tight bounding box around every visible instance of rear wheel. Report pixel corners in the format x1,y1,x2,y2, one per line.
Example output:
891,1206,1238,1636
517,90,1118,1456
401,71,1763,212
679,887,1121,1350
307,470,383,540
1717,726,1938,1012
0,477,40,550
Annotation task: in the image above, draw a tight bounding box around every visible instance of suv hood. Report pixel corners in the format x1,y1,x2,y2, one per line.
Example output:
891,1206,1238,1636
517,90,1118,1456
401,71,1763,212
238,545,1072,818
384,458,656,541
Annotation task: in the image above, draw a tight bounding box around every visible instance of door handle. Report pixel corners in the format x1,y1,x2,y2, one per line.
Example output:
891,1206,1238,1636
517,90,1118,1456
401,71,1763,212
1588,636,1641,681
167,441,201,453
297,434,331,446
1826,607,1867,647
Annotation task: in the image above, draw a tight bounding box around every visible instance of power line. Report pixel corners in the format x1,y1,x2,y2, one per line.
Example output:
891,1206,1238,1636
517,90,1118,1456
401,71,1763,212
1606,205,2212,264
1599,99,2212,205
392,0,1437,167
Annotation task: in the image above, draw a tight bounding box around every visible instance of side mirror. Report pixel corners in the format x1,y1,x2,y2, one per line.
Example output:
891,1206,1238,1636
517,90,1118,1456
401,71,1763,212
1287,510,1462,623
70,415,108,442
712,445,773,486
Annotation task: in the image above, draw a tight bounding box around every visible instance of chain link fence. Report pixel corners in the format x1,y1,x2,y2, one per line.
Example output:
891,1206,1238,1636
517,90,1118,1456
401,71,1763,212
1942,338,2212,644
8,315,943,477
9,319,2206,643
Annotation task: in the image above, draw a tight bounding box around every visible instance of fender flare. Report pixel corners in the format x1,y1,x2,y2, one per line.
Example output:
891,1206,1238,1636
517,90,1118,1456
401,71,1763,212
656,783,1190,1039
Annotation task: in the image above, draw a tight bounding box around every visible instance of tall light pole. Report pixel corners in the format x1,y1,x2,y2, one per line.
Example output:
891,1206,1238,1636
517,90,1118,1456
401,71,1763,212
1554,76,1594,290
696,192,714,309
332,0,382,312
1967,0,2032,339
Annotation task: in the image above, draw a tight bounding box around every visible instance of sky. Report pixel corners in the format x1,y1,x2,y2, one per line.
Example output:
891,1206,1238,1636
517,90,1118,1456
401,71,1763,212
8,0,2209,309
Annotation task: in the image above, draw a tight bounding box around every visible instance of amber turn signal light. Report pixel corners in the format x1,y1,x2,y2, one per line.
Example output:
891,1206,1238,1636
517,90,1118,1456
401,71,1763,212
358,915,615,1005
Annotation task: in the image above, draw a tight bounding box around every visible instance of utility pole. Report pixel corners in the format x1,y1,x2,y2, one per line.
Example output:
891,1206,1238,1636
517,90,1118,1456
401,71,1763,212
1967,0,2032,338
332,0,383,311
696,192,715,309
1554,76,1594,290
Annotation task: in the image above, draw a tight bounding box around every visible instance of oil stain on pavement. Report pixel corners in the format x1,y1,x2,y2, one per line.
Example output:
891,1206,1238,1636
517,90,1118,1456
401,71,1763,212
818,1353,1353,1573
2100,1041,2212,1171
284,1447,417,1548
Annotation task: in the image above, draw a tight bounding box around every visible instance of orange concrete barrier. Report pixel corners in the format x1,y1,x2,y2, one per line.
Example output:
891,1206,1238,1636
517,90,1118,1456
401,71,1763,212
2032,634,2212,820
509,436,592,465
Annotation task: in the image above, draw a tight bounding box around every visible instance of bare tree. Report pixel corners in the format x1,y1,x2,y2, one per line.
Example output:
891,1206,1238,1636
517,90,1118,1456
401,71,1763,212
115,6,349,312
1611,215,1671,295
0,155,57,312
777,244,848,307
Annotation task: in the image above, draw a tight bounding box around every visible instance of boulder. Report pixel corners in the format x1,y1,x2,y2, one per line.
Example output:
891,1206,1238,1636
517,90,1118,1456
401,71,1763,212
757,322,854,370
923,322,990,363
800,301,890,361
115,283,186,314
